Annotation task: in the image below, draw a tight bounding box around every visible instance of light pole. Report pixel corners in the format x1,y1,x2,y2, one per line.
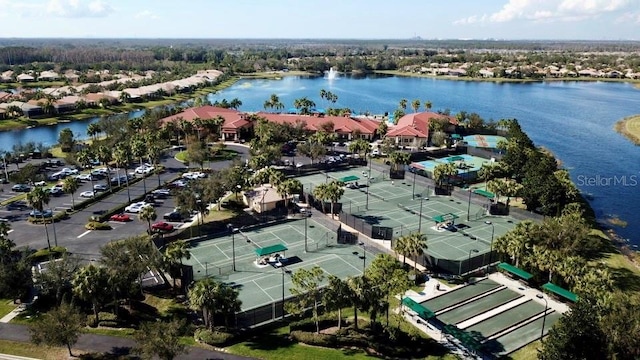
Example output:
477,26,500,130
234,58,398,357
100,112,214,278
358,242,366,273
417,196,428,233
304,213,308,253
536,294,549,341
365,177,370,210
485,221,495,269
412,168,417,200
467,187,472,221
228,223,237,271
281,267,290,321
51,208,58,247
467,249,479,277
261,188,269,223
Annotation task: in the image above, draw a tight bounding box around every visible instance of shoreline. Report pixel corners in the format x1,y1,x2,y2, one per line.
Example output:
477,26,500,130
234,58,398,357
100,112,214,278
0,76,240,133
236,70,317,79
613,114,640,145
374,70,640,86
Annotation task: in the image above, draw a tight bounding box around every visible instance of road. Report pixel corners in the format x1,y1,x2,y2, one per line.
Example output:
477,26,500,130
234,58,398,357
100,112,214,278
1,145,250,259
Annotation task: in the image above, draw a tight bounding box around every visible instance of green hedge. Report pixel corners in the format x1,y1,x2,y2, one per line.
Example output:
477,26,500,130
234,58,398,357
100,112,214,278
27,211,68,224
289,330,337,347
85,221,112,230
194,328,236,346
29,246,67,263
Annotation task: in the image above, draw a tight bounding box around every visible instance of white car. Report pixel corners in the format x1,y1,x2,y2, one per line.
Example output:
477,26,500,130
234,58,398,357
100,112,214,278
135,165,155,174
93,184,108,191
77,173,94,181
182,171,206,180
152,188,171,198
125,202,152,213
80,190,96,198
33,180,47,187
61,167,79,175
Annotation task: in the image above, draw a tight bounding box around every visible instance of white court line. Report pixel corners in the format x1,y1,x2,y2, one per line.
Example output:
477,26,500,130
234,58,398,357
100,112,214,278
77,230,91,238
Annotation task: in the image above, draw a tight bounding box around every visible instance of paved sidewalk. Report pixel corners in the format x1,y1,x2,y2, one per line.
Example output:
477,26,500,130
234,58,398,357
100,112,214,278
0,323,254,360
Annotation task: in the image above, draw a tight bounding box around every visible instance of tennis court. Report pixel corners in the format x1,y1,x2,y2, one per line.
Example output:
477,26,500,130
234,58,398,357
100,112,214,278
436,288,522,325
493,312,562,355
463,300,546,338
182,217,373,311
421,278,502,312
297,167,518,265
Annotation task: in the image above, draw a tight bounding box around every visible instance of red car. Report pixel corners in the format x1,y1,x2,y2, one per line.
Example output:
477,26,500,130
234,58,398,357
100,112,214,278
151,221,174,233
110,213,132,222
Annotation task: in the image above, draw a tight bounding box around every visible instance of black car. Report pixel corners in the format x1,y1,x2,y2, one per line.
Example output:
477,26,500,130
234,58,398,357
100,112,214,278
6,201,27,211
163,211,183,222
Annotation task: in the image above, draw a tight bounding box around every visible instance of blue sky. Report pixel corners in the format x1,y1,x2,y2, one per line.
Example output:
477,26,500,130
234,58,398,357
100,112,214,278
0,0,639,40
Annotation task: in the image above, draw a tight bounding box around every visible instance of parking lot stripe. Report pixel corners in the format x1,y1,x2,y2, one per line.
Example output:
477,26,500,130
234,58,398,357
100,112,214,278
7,230,13,234
77,230,91,238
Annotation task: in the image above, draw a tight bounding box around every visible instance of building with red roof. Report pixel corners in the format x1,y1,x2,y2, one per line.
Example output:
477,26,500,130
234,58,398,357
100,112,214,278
387,112,457,148
256,112,380,141
160,105,253,141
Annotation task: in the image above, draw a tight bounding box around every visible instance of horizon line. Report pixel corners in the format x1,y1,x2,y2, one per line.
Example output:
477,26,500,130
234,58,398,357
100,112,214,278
0,37,638,42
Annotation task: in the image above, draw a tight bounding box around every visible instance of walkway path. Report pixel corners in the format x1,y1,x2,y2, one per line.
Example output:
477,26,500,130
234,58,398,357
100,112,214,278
0,323,254,360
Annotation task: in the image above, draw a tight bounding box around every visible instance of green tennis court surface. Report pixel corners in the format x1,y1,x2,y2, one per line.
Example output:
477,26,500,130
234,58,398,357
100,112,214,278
296,166,521,262
464,300,546,338
421,278,501,312
182,217,374,311
436,288,522,325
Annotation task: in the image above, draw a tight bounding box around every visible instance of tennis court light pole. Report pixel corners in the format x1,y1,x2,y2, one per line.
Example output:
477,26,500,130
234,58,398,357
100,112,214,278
467,249,479,277
365,177,370,210
228,223,236,271
536,294,548,341
467,187,472,221
358,242,366,273
485,221,495,269
412,168,417,200
304,214,308,253
418,197,425,233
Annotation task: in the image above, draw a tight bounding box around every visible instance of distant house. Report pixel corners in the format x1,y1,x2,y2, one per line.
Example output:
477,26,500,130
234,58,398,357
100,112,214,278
479,69,494,78
38,71,60,81
0,101,42,118
0,70,14,82
256,112,379,141
16,73,35,82
64,71,80,82
84,93,118,105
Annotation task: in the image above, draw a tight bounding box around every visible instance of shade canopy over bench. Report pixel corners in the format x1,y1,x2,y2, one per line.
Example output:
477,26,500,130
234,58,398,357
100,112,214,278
255,244,288,257
498,262,533,281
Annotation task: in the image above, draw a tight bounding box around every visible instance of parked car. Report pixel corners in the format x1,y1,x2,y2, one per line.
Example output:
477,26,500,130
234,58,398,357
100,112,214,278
77,173,94,181
12,184,31,192
109,213,132,222
94,184,108,192
48,187,64,196
124,202,152,213
151,221,174,233
135,164,155,174
182,171,206,180
80,190,97,198
33,180,47,187
151,188,171,198
163,211,183,222
6,201,27,210
29,209,53,218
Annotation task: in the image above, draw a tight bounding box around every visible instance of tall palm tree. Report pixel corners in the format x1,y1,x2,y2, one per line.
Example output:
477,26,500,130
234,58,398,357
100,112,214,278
322,275,350,330
146,143,163,187
164,241,191,289
393,235,410,265
388,151,411,173
26,187,51,250
131,137,147,194
411,99,421,113
76,149,96,191
86,123,101,142
276,178,302,212
113,145,132,202
406,233,427,275
188,279,219,330
347,276,370,331
62,177,79,209
96,145,113,192
72,264,110,325
326,181,345,219
424,100,432,112
312,183,330,214
138,206,157,235
399,98,408,111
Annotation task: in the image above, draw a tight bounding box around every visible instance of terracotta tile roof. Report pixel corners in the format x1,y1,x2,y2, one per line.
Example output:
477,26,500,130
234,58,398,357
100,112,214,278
386,125,427,138
161,105,251,130
255,112,377,135
393,111,457,138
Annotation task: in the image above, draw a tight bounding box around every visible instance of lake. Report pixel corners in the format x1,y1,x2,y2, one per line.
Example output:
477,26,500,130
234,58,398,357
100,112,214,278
1,74,639,245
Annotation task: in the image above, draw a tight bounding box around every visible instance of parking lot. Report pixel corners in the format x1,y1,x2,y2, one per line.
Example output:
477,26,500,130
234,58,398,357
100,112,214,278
0,144,251,260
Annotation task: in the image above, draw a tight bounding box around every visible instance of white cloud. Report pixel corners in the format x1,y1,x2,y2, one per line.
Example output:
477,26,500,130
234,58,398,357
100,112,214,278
454,0,639,25
46,0,113,18
135,10,159,20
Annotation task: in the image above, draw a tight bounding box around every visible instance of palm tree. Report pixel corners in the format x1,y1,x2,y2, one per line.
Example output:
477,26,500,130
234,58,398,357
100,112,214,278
494,220,536,267
388,151,410,173
399,98,408,110
312,183,330,214
96,145,113,192
164,241,191,289
393,235,410,265
188,279,219,330
26,186,52,250
118,91,131,104
86,123,101,142
276,178,302,212
411,99,420,113
72,265,110,325
113,145,132,202
424,100,432,112
406,233,427,275
62,177,79,209
326,181,345,219
347,276,370,331
146,143,163,187
131,137,147,194
76,149,96,191
138,206,157,234
433,162,457,192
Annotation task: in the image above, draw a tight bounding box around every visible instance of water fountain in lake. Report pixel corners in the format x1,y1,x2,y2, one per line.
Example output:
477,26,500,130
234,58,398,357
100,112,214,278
326,67,338,80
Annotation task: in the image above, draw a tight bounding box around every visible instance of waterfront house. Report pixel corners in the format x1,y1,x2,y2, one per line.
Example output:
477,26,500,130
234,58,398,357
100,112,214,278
38,71,60,81
386,111,458,149
17,73,35,82
160,105,252,142
256,112,379,141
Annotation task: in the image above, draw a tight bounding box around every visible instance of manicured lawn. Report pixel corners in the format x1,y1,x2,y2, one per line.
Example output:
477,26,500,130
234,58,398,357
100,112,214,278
203,209,236,223
0,339,70,360
0,299,17,319
508,340,541,360
176,149,238,163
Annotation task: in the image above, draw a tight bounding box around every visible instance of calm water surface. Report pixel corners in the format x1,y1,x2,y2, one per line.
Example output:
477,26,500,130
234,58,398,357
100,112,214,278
1,75,639,244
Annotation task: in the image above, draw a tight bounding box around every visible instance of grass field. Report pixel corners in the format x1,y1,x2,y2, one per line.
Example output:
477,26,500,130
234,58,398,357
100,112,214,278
0,299,17,318
614,114,640,145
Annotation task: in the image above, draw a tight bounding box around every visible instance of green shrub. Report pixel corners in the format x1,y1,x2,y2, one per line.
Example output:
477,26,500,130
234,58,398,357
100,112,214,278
85,221,112,230
194,328,235,346
290,330,337,347
29,246,67,262
97,312,120,327
28,211,68,224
